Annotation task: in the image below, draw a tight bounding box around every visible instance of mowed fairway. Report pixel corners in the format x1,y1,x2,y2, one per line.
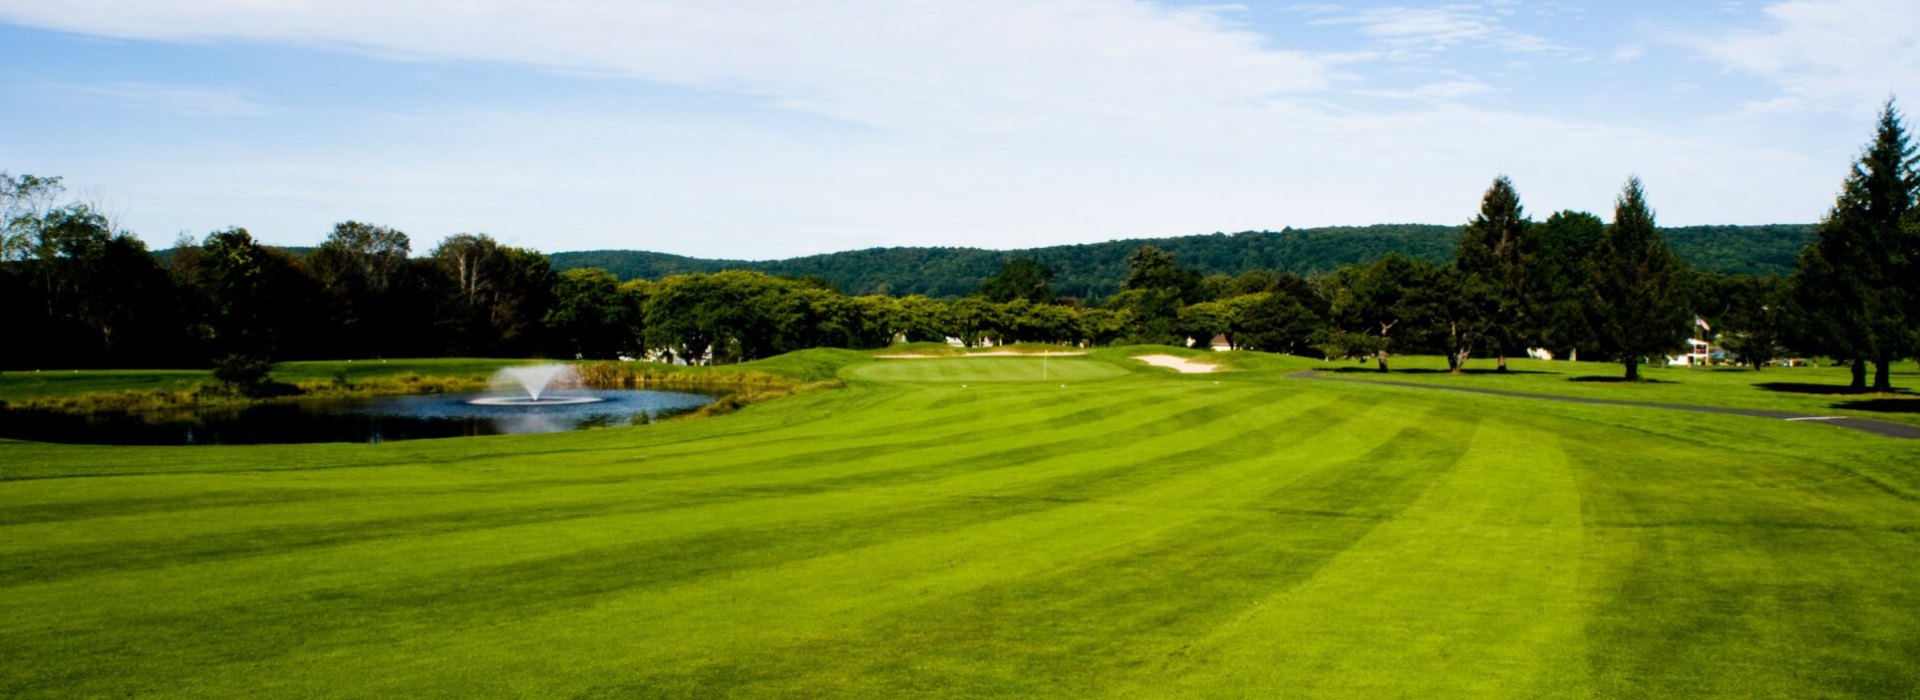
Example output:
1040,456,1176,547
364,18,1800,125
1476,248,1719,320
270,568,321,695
3,351,1918,698
851,356,1127,383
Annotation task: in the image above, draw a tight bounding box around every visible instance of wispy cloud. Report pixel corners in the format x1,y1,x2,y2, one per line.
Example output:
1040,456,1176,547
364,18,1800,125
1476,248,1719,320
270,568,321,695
1685,0,1920,115
1356,80,1494,102
0,0,1854,255
1307,4,1569,56
0,1,1351,136
66,81,276,117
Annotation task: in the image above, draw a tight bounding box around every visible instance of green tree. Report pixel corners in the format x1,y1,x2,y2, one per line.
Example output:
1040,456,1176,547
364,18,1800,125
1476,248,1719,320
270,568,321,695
69,231,181,364
310,221,413,356
1229,292,1323,355
1696,272,1789,369
1325,254,1441,372
430,234,556,355
1454,176,1539,371
1123,245,1202,300
1534,210,1607,360
891,295,950,344
1078,308,1131,347
945,297,995,347
1432,264,1497,372
1790,100,1917,392
545,268,634,359
1589,178,1690,381
1104,287,1182,345
0,172,64,261
184,228,323,360
1177,300,1234,349
979,258,1054,304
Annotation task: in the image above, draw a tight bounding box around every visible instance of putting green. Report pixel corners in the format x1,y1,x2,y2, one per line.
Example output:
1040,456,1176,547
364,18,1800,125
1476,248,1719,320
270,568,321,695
851,356,1128,383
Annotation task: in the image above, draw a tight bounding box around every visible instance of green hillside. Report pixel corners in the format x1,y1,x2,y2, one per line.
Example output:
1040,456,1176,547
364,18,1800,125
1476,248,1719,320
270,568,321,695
552,223,1813,298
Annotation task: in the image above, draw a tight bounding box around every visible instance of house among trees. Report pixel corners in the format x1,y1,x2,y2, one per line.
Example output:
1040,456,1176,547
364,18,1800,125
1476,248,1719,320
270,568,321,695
1667,339,1712,366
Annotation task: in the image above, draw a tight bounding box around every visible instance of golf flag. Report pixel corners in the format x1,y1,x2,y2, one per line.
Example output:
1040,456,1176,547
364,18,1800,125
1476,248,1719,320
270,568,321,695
1695,315,1711,331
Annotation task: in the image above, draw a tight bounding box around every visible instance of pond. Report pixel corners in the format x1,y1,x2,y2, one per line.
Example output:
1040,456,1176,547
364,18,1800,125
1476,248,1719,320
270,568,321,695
0,389,717,445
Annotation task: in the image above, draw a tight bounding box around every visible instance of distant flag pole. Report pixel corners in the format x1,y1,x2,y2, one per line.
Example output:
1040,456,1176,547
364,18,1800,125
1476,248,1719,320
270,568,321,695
1695,315,1712,366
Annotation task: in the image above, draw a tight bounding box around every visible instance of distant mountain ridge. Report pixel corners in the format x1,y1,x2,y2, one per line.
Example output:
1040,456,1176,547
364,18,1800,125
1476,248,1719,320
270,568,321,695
551,223,1814,299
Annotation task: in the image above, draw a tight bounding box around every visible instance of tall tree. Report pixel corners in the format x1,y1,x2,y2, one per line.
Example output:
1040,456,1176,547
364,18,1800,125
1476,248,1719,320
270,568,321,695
184,228,323,359
1589,178,1690,381
1326,254,1441,372
1696,272,1789,370
1454,175,1539,371
430,234,555,355
1122,245,1201,300
1534,210,1607,360
1112,245,1200,345
1791,100,1917,391
979,258,1054,304
1229,291,1324,355
0,172,64,261
310,221,413,356
545,268,634,359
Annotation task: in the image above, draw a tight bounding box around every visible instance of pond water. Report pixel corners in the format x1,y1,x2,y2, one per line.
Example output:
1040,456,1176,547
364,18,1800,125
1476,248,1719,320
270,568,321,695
0,390,716,445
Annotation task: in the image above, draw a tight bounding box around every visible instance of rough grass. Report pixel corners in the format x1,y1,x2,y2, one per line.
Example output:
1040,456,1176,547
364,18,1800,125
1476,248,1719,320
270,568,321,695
1,350,1916,698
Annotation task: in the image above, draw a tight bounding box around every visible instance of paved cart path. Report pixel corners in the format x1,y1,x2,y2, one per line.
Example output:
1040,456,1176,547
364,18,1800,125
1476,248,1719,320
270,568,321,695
1287,370,1920,439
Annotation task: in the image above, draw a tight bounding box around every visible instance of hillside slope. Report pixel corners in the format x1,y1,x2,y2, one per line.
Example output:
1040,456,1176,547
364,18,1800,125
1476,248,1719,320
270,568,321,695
552,223,1812,298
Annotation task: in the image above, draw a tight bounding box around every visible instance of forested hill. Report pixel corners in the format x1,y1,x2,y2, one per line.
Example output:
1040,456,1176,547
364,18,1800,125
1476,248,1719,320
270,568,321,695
551,223,1813,299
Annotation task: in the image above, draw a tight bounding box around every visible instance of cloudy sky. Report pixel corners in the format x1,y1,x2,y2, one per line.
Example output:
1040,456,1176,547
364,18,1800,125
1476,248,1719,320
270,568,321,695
1,1,1916,259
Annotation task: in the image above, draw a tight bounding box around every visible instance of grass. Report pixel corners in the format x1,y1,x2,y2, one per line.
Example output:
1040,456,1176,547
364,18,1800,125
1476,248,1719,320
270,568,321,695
2,349,1917,697
849,356,1128,383
1309,354,1920,425
0,358,532,404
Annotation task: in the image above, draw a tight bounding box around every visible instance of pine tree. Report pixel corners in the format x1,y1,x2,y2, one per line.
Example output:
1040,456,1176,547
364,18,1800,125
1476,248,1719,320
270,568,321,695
1791,99,1918,392
1454,175,1538,372
1589,177,1689,381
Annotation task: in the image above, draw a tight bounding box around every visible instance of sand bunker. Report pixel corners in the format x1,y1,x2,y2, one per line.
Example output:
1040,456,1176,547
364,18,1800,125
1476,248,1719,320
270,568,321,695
1133,354,1220,374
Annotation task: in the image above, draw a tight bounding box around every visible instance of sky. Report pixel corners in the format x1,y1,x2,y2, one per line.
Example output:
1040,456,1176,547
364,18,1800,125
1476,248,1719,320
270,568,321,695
1,1,1917,260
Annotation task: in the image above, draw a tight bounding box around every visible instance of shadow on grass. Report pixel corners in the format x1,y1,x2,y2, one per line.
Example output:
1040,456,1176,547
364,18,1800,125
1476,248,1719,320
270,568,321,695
1831,398,1920,414
1568,376,1673,384
1759,382,1911,396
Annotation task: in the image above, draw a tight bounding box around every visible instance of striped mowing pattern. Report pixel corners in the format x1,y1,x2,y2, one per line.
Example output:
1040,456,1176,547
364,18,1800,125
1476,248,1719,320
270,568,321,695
3,357,1918,698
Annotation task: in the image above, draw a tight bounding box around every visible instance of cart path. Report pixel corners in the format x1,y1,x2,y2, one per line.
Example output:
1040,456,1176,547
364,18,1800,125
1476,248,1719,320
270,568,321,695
1286,370,1920,439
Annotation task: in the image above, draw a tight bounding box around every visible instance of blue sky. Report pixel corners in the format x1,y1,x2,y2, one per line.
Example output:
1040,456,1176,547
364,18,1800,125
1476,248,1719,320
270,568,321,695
2,1,1916,259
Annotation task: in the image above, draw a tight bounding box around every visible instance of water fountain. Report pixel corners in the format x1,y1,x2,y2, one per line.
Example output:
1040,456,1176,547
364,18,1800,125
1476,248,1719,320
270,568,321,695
468,364,605,406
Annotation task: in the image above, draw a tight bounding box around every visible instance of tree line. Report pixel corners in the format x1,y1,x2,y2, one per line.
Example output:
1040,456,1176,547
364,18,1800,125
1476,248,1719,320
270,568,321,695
552,221,1813,300
4,101,1913,383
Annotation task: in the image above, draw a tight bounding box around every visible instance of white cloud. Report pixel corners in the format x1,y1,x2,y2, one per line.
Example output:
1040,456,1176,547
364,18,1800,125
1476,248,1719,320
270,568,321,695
1687,0,1920,115
1308,4,1567,56
0,0,1350,136
67,81,276,118
1356,80,1494,102
0,1,1850,256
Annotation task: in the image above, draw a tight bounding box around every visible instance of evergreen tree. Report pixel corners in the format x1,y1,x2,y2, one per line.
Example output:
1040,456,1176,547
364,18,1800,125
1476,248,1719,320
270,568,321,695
1454,175,1538,371
1589,178,1690,381
1791,100,1917,391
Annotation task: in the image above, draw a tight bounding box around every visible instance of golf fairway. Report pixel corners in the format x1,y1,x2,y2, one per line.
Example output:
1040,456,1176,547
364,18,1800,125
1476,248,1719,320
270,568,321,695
3,351,1917,698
